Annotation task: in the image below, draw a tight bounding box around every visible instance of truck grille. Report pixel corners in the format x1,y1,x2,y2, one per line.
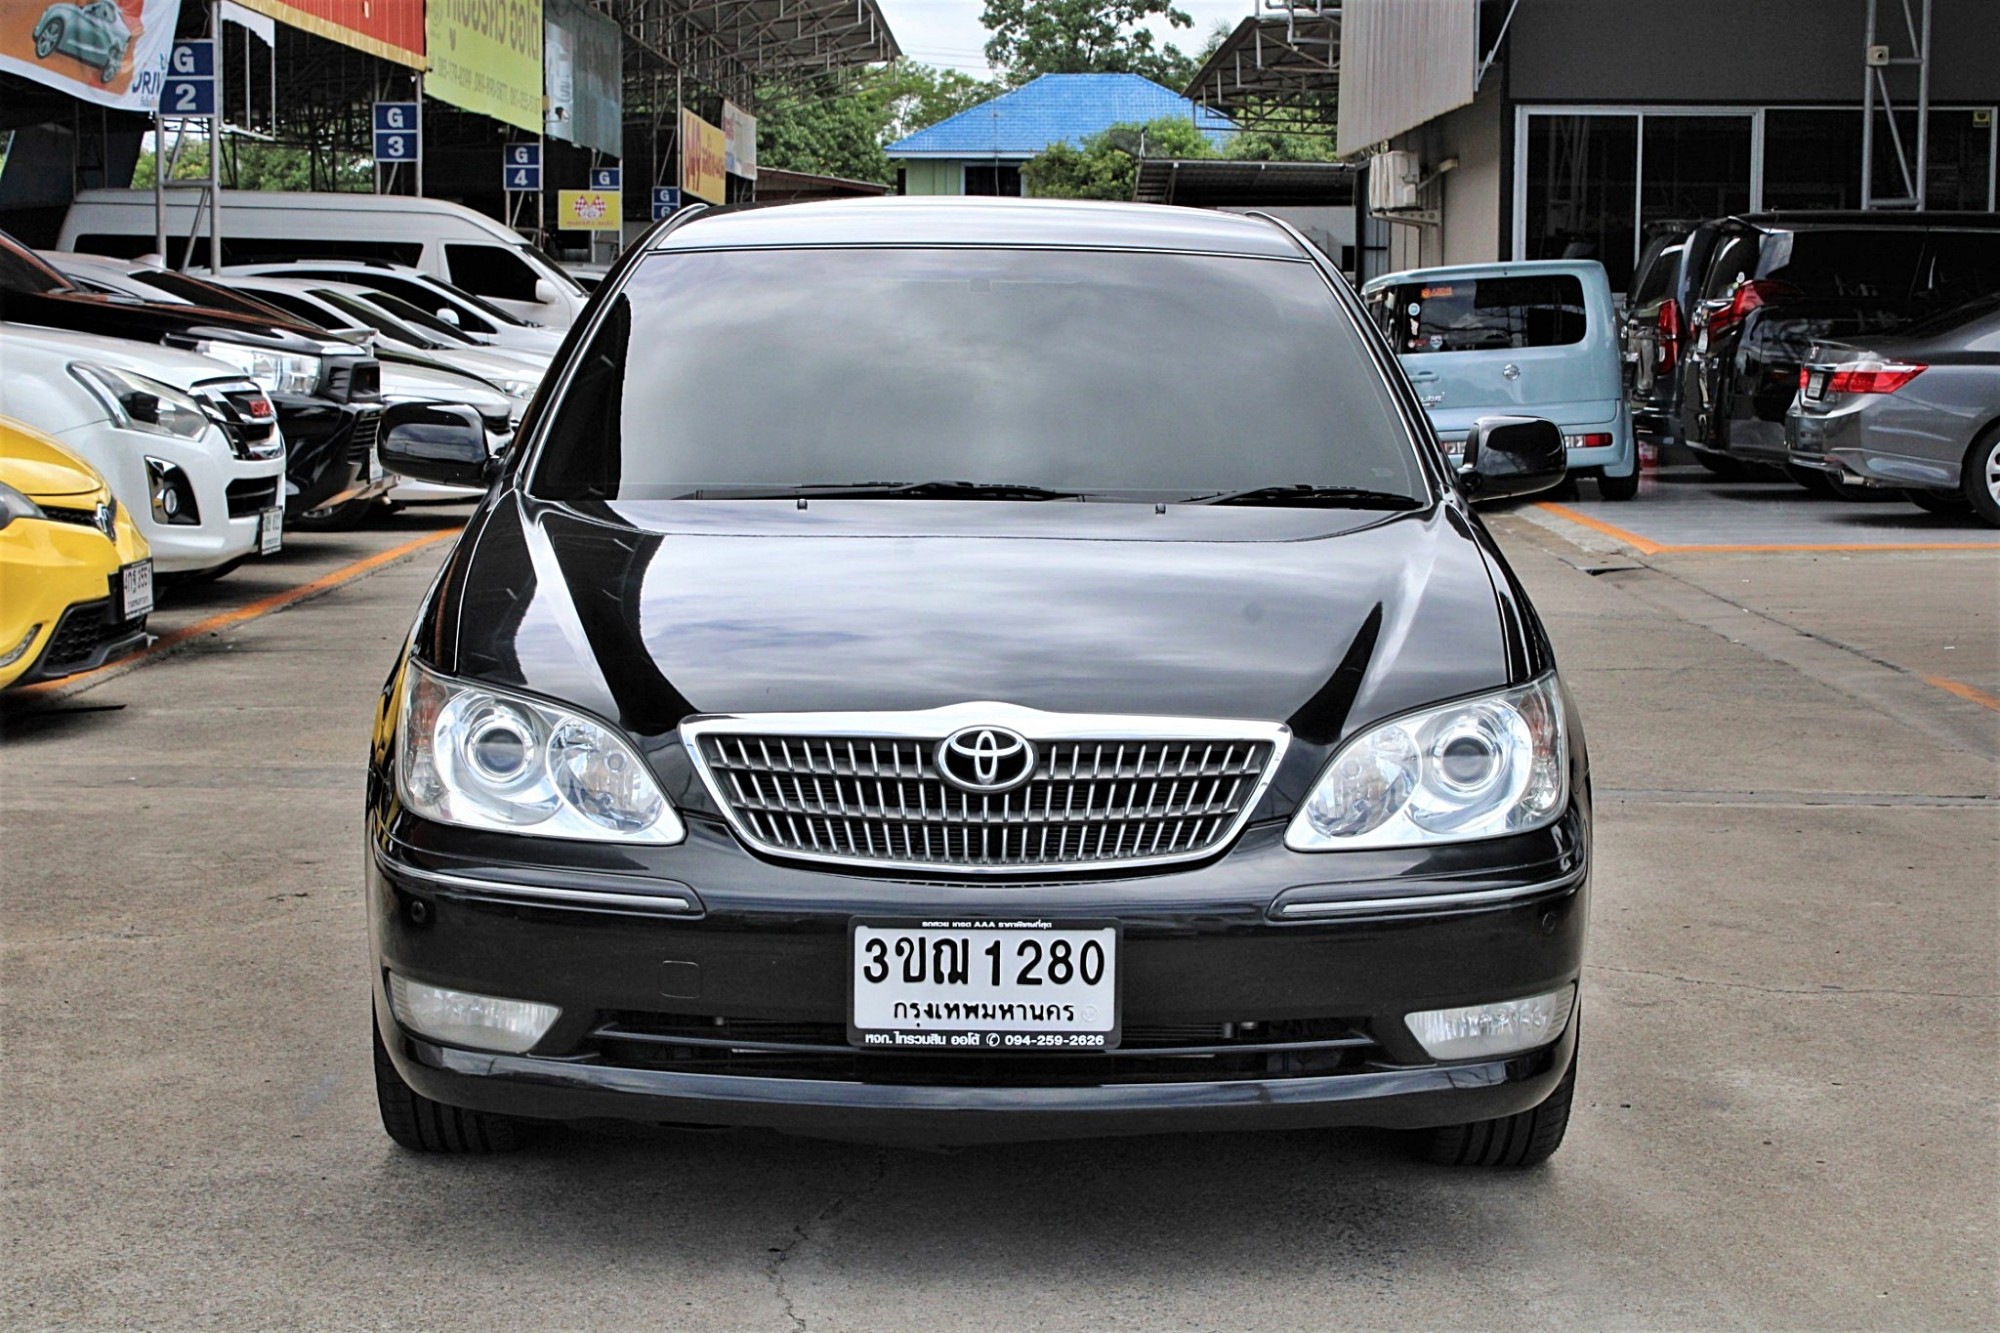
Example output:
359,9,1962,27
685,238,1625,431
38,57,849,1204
684,709,1287,874
346,408,381,466
225,477,280,518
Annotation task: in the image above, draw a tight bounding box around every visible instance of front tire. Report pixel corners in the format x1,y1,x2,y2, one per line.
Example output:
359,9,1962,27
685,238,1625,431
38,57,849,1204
373,1015,533,1153
1963,426,2000,529
1420,1039,1577,1168
1905,489,1970,517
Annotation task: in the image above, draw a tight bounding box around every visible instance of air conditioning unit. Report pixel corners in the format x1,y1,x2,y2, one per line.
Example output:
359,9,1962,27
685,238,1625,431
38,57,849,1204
1368,149,1422,212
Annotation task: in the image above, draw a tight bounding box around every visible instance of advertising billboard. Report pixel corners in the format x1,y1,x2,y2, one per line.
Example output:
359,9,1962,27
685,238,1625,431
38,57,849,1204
557,188,620,231
680,107,726,204
721,99,756,181
545,0,620,158
0,0,184,110
230,0,421,67
427,0,541,133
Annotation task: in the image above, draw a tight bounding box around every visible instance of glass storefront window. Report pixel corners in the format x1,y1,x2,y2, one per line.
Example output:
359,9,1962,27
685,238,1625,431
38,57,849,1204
1524,114,1637,288
1641,116,1753,229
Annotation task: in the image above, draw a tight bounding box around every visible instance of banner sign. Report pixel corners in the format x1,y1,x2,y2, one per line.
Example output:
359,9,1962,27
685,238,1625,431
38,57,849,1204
557,188,619,231
721,100,756,181
544,0,620,158
373,101,419,162
427,0,541,133
161,37,215,116
0,0,184,110
230,0,421,67
680,107,726,204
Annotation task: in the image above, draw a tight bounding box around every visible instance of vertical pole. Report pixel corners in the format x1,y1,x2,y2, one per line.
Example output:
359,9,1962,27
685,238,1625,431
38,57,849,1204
153,112,167,260
537,129,546,249
1914,0,1931,209
208,0,223,271
1861,0,1877,208
415,74,425,197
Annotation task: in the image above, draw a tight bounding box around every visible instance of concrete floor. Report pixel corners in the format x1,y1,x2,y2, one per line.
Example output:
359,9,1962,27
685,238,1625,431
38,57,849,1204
1,496,1995,1329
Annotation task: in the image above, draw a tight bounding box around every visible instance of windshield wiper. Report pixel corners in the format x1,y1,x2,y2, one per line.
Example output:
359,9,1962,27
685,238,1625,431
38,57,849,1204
690,480,1086,501
1184,485,1425,511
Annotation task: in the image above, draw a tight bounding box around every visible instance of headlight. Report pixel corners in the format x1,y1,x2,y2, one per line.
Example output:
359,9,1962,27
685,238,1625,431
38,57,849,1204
1286,676,1568,851
190,340,323,396
396,660,685,844
69,364,213,440
0,480,45,532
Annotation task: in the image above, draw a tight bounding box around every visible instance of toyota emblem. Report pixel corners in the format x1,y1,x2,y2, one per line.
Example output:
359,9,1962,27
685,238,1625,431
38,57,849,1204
935,726,1037,794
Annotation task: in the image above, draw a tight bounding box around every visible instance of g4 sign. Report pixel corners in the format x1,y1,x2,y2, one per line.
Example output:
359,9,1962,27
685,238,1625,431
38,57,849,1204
162,40,216,117
373,103,420,163
503,143,542,192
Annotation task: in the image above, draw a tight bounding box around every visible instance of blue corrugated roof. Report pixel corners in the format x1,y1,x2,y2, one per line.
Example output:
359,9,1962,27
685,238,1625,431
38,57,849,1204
887,73,1236,159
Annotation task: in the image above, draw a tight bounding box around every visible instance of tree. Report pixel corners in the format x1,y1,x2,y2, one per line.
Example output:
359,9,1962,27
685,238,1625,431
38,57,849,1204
981,0,1197,88
1021,115,1215,199
132,138,369,192
755,63,998,184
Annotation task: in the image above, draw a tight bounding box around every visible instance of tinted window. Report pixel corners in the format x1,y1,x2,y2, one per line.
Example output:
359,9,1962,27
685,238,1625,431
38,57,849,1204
446,244,546,302
1925,232,2000,312
531,248,1423,502
286,270,499,334
242,288,343,330
1700,234,1759,300
1630,242,1682,306
1765,231,1927,302
1371,275,1587,354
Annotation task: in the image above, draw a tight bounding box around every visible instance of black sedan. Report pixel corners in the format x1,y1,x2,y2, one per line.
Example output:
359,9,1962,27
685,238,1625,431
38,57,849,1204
368,198,1590,1168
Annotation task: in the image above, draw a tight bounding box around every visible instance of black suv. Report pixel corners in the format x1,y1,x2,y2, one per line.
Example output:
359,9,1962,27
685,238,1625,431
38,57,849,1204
0,230,381,519
1676,212,2000,482
368,199,1590,1167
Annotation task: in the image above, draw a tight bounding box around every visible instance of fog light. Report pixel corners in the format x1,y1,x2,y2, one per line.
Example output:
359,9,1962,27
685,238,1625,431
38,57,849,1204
388,974,560,1054
1406,984,1574,1060
0,623,41,668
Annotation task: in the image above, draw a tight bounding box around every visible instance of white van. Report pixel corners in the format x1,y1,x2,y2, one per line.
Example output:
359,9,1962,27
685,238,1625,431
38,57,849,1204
57,189,587,327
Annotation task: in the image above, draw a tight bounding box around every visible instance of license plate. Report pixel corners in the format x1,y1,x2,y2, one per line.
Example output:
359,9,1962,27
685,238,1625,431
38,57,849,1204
117,559,153,619
1804,370,1829,401
850,918,1120,1051
258,506,284,555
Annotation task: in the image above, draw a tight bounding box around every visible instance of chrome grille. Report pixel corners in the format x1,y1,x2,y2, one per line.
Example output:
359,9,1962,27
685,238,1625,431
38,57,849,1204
685,708,1287,874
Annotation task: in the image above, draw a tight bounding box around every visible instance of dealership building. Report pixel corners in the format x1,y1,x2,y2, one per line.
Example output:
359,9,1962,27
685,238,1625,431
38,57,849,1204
1190,0,2000,288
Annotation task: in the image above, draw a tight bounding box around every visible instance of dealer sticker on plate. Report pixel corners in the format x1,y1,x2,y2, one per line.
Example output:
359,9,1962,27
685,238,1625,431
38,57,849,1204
850,918,1119,1050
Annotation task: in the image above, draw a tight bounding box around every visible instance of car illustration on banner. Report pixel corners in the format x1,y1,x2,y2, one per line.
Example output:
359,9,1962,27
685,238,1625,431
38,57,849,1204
32,0,131,83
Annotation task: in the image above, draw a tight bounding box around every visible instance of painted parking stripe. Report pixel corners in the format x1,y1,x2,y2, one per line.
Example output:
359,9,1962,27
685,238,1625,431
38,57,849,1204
15,527,463,700
1923,676,2000,714
1533,502,2000,555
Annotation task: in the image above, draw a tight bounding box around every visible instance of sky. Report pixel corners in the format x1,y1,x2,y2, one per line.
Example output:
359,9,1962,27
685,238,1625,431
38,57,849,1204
879,0,1256,79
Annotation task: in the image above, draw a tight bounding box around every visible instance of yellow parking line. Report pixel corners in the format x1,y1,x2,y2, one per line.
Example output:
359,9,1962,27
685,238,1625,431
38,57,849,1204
1924,676,2000,713
15,526,462,700
1533,502,2000,555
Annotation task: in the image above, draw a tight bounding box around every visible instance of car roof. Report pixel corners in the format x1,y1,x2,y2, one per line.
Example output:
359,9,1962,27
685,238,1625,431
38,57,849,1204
1360,259,1609,290
648,197,1305,259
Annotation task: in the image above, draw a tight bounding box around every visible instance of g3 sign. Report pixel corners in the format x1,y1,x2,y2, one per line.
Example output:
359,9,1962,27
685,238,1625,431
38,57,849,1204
373,102,420,163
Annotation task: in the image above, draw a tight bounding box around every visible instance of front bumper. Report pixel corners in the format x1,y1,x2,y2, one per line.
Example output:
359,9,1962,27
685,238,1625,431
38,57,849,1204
369,809,1589,1144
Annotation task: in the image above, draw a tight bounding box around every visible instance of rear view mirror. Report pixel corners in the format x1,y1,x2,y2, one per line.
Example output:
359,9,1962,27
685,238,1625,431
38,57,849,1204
434,305,461,327
1458,416,1566,501
378,402,494,489
533,278,560,305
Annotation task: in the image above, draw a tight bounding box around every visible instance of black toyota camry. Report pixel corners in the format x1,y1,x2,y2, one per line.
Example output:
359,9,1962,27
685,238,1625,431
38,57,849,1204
367,198,1590,1167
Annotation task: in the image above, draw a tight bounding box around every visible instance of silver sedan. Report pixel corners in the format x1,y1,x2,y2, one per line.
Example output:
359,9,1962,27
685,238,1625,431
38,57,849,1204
1786,293,2000,527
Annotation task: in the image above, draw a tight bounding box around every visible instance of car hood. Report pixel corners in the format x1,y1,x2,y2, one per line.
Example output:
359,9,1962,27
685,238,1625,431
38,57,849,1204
0,418,109,501
0,320,247,392
378,357,512,414
432,492,1523,744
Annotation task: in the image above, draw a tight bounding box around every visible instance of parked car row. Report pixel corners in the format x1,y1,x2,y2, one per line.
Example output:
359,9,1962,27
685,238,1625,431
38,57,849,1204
0,193,581,656
1620,210,2000,525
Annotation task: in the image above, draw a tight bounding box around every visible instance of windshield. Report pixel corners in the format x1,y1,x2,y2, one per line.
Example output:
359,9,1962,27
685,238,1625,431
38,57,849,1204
313,288,442,348
529,247,1425,503
348,288,473,344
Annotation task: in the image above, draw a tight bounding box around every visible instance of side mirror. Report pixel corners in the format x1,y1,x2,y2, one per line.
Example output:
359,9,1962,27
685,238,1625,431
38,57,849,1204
434,305,461,327
1458,415,1566,501
533,277,560,306
377,402,495,489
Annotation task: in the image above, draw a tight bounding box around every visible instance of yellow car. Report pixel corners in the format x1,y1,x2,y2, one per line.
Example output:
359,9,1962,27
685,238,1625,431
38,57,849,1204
1,415,152,690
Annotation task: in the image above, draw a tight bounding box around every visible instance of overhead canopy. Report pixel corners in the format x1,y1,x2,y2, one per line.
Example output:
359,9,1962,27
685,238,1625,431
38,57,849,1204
1335,0,1477,156
1183,8,1340,128
1132,158,1356,207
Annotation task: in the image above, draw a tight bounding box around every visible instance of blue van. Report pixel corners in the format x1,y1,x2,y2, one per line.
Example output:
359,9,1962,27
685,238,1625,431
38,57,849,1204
1362,260,1638,500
